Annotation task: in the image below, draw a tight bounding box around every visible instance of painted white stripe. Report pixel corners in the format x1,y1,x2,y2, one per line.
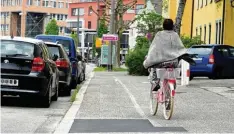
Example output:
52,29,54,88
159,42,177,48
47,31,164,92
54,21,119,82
113,77,161,127
53,72,94,134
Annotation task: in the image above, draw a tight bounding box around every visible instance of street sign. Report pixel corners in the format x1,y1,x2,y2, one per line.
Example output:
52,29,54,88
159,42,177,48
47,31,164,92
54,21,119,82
102,34,118,41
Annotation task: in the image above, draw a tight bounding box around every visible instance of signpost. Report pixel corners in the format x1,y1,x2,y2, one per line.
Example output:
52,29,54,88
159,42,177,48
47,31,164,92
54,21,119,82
102,34,119,41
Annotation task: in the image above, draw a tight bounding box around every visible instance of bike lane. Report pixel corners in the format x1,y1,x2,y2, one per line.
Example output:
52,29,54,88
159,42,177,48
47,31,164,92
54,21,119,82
54,72,234,133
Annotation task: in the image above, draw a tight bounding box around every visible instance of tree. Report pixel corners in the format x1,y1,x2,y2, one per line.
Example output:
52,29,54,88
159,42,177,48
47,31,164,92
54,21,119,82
89,0,138,67
136,10,163,41
92,18,109,58
45,19,59,35
174,0,186,35
97,18,108,38
181,35,204,48
70,31,79,48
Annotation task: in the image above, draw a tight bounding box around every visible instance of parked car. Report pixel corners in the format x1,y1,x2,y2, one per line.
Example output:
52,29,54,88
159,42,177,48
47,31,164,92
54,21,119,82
1,36,59,107
77,53,86,82
45,42,72,95
187,45,234,79
35,35,81,89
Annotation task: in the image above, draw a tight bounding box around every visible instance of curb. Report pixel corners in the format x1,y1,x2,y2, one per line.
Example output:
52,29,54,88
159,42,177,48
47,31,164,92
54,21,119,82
53,72,94,134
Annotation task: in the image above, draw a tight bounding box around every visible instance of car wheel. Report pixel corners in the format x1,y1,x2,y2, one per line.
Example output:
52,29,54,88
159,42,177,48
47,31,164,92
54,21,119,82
52,83,58,101
41,82,52,108
42,83,52,108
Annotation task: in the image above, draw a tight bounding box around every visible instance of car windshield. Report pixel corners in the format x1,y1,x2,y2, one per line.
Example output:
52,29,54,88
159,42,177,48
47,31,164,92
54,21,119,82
0,40,34,57
56,39,70,53
47,45,63,58
187,46,213,55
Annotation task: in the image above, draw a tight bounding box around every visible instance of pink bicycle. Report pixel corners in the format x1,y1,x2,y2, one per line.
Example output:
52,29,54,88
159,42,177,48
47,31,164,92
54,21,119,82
149,66,180,120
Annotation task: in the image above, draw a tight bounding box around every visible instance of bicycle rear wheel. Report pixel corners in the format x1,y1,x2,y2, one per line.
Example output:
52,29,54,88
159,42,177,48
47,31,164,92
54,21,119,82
150,83,158,116
163,82,174,120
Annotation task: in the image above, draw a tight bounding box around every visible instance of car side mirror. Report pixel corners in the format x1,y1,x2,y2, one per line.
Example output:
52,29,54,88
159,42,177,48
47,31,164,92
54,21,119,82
52,54,58,61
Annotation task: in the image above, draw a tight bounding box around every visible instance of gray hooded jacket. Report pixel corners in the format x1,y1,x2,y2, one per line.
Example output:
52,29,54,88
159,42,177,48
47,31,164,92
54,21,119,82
143,30,187,68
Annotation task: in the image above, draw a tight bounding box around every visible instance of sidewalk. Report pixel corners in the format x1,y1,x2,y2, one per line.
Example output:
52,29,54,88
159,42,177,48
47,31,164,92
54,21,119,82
54,72,234,133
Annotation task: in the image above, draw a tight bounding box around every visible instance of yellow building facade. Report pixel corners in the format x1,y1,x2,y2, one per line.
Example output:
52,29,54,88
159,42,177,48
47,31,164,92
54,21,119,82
168,0,234,46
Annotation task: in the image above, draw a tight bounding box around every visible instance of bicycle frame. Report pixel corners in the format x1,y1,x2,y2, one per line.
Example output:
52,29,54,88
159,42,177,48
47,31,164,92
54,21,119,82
156,68,177,103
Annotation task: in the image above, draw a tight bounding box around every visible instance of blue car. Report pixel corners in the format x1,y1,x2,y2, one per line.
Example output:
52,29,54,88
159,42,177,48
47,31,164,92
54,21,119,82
187,45,234,80
35,35,82,88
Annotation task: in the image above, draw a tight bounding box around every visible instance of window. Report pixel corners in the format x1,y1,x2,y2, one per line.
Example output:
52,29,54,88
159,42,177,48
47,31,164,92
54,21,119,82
200,26,202,40
64,15,67,20
58,2,64,8
35,0,40,6
60,14,62,20
27,0,33,5
216,22,218,44
208,24,211,44
51,0,56,7
197,0,199,9
88,21,91,29
229,47,234,57
217,47,229,57
0,40,35,57
66,2,68,8
42,0,49,7
71,8,84,16
88,7,92,15
136,4,144,14
196,28,198,36
59,27,63,33
6,24,8,31
218,21,222,44
204,25,206,43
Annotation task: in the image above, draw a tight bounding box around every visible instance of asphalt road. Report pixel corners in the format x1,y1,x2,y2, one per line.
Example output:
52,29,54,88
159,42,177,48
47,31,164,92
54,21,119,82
1,64,95,133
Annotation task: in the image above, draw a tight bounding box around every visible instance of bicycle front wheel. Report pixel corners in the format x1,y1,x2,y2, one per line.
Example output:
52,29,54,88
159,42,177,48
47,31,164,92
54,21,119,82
163,82,174,120
150,83,158,116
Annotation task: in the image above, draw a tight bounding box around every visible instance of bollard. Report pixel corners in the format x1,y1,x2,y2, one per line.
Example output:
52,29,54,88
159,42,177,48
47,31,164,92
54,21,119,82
181,59,190,86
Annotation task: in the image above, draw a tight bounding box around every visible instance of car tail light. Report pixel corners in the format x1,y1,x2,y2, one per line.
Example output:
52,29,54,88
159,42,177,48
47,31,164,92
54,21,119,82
209,54,215,64
56,59,69,68
32,57,45,72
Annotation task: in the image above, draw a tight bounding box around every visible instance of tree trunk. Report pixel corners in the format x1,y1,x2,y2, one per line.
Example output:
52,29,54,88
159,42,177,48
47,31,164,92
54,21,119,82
174,0,186,35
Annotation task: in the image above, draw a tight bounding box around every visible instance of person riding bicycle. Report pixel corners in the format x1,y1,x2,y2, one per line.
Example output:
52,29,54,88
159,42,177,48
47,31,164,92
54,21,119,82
143,19,187,91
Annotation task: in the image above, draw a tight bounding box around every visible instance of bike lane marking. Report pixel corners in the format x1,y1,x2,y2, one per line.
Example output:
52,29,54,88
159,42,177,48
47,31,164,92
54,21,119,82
113,76,162,127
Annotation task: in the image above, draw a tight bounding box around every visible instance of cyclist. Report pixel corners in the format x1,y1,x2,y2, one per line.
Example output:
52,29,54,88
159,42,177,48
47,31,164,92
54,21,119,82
143,19,187,91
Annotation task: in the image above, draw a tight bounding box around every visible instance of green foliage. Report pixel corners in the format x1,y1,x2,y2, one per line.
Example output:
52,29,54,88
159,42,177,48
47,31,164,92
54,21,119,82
45,19,59,35
125,36,149,76
70,32,79,48
136,10,163,41
181,35,204,48
93,67,127,72
97,19,108,38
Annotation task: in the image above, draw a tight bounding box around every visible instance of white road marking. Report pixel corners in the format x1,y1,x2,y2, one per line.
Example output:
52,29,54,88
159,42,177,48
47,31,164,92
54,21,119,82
113,77,161,127
53,72,94,134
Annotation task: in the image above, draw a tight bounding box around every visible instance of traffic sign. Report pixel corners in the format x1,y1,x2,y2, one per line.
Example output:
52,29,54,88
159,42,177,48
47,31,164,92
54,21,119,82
102,34,118,41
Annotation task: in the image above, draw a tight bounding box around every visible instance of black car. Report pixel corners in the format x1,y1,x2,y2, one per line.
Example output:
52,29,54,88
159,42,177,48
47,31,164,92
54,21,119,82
1,36,59,107
45,42,72,95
